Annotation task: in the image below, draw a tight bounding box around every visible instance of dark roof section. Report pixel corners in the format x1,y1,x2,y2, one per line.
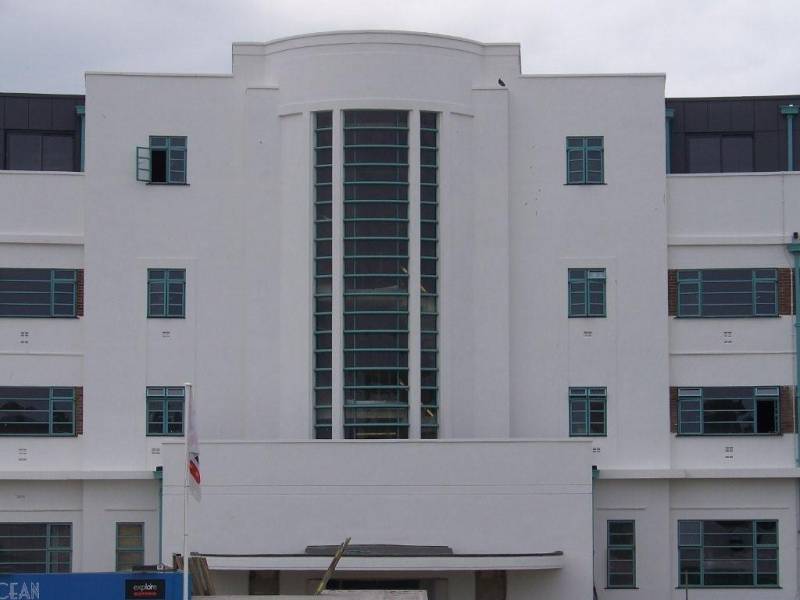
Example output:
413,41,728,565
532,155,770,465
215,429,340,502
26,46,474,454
306,545,454,557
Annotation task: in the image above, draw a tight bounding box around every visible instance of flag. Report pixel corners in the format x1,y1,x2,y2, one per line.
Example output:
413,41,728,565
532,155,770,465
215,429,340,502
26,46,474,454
186,383,201,500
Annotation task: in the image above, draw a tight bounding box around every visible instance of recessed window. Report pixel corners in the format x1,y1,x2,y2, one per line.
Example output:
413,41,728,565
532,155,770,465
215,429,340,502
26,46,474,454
566,136,604,184
116,523,144,571
677,269,777,317
607,520,635,588
0,387,75,436
136,136,187,184
678,520,778,587
0,523,72,573
568,268,606,317
147,269,185,318
569,387,607,436
0,269,77,318
146,387,185,436
678,387,778,435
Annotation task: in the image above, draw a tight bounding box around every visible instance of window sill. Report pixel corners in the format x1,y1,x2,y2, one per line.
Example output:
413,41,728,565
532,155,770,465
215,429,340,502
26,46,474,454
0,315,79,319
569,434,607,438
146,434,184,438
568,315,607,319
564,182,607,186
673,315,781,319
606,587,638,590
675,433,783,437
675,586,781,590
145,182,189,186
147,316,186,319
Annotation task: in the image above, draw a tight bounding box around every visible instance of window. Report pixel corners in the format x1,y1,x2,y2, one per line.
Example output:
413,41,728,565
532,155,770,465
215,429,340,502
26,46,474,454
677,269,777,317
313,111,333,439
678,520,778,587
0,387,75,436
343,110,410,439
116,523,144,571
0,523,71,573
568,268,606,317
569,387,607,436
678,387,778,435
420,111,439,438
607,520,635,588
136,136,187,184
0,269,77,317
147,269,185,318
566,136,604,184
146,387,184,436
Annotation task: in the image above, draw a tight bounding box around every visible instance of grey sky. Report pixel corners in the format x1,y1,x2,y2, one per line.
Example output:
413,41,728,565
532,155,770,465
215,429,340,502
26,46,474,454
1,0,798,97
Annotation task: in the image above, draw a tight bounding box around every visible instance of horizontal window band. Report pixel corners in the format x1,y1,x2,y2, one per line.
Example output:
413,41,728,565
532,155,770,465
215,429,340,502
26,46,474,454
343,126,409,131
344,162,409,167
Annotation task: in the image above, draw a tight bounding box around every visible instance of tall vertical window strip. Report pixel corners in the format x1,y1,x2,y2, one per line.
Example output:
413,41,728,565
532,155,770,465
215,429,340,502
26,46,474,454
678,520,778,587
0,523,72,573
420,112,439,438
0,387,75,436
343,110,410,439
314,111,333,439
0,269,77,317
569,387,607,436
607,520,636,588
677,269,777,317
116,522,144,571
566,136,604,184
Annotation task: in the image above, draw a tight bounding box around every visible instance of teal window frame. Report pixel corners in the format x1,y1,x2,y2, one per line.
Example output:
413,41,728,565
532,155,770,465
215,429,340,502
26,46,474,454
146,386,184,436
0,268,77,318
147,269,185,318
342,109,410,440
678,386,779,435
420,111,439,439
116,522,144,571
677,269,777,318
0,387,75,436
678,519,778,588
313,111,334,439
607,520,636,588
136,136,187,184
568,268,606,317
566,136,604,184
569,387,607,436
0,523,72,573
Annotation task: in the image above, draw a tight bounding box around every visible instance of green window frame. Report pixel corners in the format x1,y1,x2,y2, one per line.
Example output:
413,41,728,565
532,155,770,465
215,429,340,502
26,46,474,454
146,387,184,436
569,387,607,436
0,523,72,573
566,136,604,184
116,522,144,571
420,111,439,439
0,268,77,318
678,519,778,587
136,136,187,184
607,520,636,588
313,111,333,439
343,109,410,439
0,387,75,436
568,268,606,317
147,269,185,318
678,386,779,435
677,269,777,317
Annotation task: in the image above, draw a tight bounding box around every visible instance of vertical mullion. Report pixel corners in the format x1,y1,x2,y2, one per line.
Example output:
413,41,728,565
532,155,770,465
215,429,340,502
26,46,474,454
582,139,589,184
408,110,421,439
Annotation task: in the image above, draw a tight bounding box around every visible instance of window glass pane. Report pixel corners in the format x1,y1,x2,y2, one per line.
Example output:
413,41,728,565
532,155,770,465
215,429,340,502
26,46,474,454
6,133,43,170
42,135,74,171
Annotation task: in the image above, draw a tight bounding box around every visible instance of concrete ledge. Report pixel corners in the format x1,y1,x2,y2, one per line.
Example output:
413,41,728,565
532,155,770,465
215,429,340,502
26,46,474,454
0,470,155,480
598,468,800,480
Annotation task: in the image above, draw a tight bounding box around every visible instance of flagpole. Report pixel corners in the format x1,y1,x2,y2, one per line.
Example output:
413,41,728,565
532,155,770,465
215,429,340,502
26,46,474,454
183,382,192,600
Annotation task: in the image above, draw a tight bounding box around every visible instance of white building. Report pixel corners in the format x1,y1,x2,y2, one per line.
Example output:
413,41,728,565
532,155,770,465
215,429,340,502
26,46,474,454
0,30,799,599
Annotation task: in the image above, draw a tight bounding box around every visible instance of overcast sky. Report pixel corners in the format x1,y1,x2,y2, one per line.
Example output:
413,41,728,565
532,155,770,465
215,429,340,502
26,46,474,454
1,0,798,97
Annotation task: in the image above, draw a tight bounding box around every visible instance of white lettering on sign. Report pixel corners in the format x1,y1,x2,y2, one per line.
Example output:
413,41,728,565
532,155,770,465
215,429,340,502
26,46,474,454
0,581,39,600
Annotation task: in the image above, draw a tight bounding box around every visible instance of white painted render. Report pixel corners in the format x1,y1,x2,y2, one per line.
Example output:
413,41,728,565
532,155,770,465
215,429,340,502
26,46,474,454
0,30,798,598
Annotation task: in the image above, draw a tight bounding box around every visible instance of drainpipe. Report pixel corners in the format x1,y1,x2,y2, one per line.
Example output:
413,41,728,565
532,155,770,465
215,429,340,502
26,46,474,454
788,240,800,466
154,466,164,564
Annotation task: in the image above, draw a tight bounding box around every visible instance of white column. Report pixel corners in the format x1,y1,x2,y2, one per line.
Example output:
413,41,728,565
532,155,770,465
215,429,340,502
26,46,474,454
331,109,345,439
408,110,422,439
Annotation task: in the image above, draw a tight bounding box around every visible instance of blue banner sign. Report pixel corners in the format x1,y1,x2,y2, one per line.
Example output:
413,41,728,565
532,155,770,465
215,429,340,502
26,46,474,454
0,572,184,600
